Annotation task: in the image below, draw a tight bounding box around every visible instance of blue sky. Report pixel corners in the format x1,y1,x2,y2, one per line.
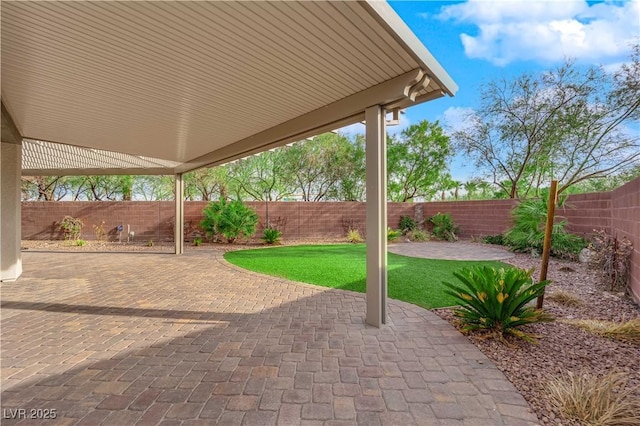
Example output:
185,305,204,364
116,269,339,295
339,0,639,181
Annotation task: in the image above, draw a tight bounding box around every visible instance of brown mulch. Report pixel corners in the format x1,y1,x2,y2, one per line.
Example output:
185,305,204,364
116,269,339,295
434,253,640,426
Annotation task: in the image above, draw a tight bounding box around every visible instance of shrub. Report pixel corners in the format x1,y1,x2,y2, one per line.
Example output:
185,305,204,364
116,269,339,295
589,229,633,292
483,234,505,246
147,240,154,247
387,228,402,242
75,239,86,247
443,266,553,343
546,371,640,426
408,230,429,242
262,227,282,245
193,237,203,247
399,216,417,235
201,198,259,243
346,229,363,243
504,197,587,259
93,221,106,241
59,216,84,240
430,212,459,241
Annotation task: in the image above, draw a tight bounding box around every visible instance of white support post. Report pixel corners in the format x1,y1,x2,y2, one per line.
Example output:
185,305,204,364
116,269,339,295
174,173,184,255
1,142,23,281
365,105,387,327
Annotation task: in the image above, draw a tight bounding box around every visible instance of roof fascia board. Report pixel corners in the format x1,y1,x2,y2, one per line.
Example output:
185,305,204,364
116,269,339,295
360,1,458,97
1,101,23,144
176,69,424,173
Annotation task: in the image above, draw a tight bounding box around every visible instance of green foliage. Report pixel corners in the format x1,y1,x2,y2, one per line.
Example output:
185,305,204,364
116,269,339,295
483,235,506,245
504,196,587,259
387,228,402,242
147,240,154,247
193,237,203,247
399,216,417,235
430,212,459,241
589,229,634,291
408,230,430,242
59,216,84,240
443,266,553,343
201,198,259,243
75,239,86,247
387,120,453,202
346,229,363,244
262,227,282,245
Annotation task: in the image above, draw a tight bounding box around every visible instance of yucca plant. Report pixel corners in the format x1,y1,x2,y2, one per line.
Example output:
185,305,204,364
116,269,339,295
443,266,553,343
346,229,363,243
387,228,402,242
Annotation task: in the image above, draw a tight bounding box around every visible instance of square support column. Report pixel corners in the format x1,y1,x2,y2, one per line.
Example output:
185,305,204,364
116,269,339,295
365,105,387,327
174,173,184,255
1,142,23,281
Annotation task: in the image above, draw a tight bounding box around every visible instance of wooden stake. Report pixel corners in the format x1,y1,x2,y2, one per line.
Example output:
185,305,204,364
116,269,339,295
537,180,558,309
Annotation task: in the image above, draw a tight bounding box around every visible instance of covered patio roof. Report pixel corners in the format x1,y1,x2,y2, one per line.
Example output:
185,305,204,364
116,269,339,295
2,1,456,171
1,1,458,326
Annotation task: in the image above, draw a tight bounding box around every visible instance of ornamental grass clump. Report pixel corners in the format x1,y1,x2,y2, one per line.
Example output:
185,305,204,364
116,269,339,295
443,266,553,343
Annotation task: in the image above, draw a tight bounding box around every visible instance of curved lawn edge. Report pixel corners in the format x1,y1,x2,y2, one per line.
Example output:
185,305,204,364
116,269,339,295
223,244,507,309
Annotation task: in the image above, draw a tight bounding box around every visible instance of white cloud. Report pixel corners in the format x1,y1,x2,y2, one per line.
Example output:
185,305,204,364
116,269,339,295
441,106,477,135
438,0,639,66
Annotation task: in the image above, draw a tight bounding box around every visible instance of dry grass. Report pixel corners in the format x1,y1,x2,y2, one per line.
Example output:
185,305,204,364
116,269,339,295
547,290,584,307
564,318,640,344
546,371,640,426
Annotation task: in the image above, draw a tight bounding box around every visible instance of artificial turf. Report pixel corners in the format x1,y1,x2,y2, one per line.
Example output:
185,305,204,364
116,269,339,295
224,244,506,309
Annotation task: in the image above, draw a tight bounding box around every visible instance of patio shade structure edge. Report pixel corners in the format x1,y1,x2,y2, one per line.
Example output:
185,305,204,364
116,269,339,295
1,0,458,327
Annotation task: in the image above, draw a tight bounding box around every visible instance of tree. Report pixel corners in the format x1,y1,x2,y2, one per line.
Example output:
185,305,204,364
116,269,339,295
227,149,294,201
451,45,640,197
387,120,452,202
328,135,366,201
184,167,229,201
132,175,174,200
463,180,479,200
283,133,353,201
21,176,69,201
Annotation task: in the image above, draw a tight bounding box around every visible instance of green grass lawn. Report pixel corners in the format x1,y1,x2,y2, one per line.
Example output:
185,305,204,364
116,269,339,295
224,244,506,309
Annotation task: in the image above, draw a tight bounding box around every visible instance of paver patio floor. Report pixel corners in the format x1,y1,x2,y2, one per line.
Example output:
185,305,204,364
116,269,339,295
389,242,515,261
1,250,538,425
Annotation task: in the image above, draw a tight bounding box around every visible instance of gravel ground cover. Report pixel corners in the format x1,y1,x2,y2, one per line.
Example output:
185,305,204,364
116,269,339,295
435,252,640,425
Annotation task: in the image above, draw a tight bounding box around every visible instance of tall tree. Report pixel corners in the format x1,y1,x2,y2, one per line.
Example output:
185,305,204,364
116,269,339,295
283,133,353,201
387,120,452,202
328,135,366,201
451,45,639,197
21,176,69,201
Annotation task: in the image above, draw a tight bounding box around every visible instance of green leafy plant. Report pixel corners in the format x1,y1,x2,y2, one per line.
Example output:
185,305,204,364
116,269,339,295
193,237,203,247
430,212,459,241
59,216,84,240
387,228,402,242
75,239,86,247
346,229,363,243
589,229,633,292
408,230,429,242
93,221,106,241
443,266,553,343
201,198,259,243
262,227,282,245
399,216,417,235
504,196,587,259
483,234,505,245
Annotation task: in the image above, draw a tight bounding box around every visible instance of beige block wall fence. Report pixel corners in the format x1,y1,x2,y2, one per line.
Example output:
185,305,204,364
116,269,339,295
22,178,639,303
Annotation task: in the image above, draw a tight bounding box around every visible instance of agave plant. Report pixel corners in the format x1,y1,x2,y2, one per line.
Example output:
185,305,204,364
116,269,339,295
443,266,553,343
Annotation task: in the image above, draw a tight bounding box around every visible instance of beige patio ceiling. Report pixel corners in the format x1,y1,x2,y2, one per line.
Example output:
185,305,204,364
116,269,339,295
1,1,457,173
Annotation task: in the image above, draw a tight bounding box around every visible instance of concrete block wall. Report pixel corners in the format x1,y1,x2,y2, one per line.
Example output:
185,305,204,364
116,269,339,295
21,177,639,303
609,178,640,304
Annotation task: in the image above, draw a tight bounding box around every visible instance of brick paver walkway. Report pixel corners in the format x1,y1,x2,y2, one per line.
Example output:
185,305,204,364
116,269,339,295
389,242,515,261
1,250,537,425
